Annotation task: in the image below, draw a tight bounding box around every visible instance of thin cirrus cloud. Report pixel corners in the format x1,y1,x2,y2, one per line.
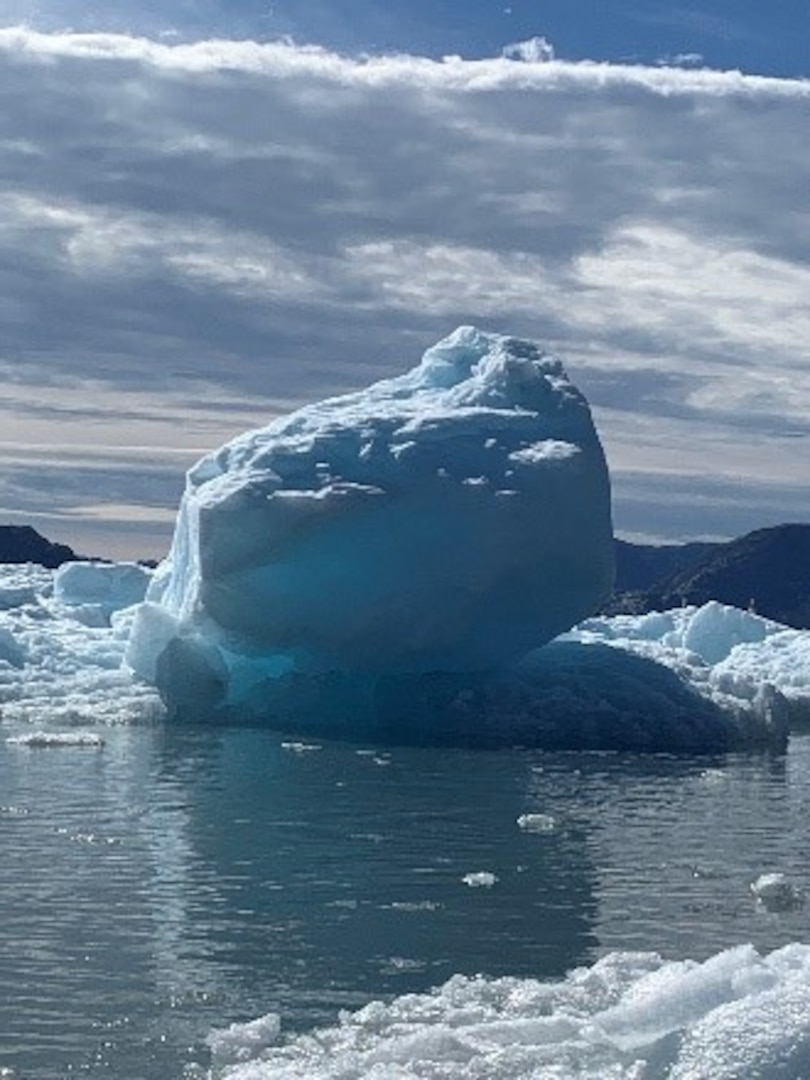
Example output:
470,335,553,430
0,26,807,557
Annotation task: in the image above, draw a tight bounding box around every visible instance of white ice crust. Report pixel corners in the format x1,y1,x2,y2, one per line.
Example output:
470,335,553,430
130,327,614,718
207,943,810,1079
0,561,160,727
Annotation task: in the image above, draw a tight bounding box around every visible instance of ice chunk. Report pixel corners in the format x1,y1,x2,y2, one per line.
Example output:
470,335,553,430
6,731,105,748
206,944,810,1079
54,560,151,626
681,600,774,664
0,564,163,727
132,327,614,722
751,872,804,912
572,600,810,741
462,871,499,887
517,812,558,833
207,1014,281,1069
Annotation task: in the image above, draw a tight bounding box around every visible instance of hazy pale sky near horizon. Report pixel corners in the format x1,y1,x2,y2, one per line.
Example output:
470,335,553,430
0,2,808,559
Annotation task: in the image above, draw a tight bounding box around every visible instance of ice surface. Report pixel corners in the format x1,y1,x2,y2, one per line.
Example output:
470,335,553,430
205,944,810,1079
131,327,614,721
53,560,150,626
572,600,810,734
0,562,162,727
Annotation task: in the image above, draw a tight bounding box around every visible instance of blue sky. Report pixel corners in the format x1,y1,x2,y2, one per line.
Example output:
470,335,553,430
6,1,808,76
0,4,807,558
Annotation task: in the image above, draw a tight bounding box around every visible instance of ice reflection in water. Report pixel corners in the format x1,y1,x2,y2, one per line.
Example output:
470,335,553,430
1,725,808,1079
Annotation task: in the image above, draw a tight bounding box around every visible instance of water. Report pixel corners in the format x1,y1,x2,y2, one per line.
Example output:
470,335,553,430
2,723,809,1079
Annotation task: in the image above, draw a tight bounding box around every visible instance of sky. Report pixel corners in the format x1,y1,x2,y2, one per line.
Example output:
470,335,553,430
0,2,808,559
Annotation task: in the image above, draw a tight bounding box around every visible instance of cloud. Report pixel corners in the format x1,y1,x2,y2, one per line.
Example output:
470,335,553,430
502,36,555,63
0,27,808,555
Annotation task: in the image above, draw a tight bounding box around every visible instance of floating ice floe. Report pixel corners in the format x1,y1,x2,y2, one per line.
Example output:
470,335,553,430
462,871,499,888
750,872,804,912
204,943,810,1079
6,730,105,747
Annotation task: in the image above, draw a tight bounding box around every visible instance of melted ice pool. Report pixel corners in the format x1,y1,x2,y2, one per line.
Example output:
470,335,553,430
2,725,810,1078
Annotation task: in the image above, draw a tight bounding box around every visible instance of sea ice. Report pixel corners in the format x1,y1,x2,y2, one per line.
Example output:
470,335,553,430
204,943,810,1079
5,730,105,747
53,560,151,626
750,872,804,912
0,562,161,727
128,327,614,722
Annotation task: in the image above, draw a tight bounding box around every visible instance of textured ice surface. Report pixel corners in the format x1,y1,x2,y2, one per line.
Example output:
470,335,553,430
206,944,810,1079
572,600,810,734
0,562,162,727
53,560,151,626
131,327,614,721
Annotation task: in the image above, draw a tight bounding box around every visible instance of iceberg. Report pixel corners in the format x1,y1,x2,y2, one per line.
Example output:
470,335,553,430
127,327,615,726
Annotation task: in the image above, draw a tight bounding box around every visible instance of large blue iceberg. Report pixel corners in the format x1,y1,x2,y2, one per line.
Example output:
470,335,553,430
127,327,616,730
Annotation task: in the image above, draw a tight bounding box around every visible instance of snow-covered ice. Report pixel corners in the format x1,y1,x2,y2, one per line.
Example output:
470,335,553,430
0,561,161,727
204,943,810,1079
570,600,810,735
128,327,614,720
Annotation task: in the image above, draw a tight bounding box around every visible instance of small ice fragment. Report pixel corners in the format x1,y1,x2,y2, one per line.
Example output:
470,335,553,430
462,871,498,888
750,872,803,912
280,741,322,753
6,731,105,748
206,1013,281,1068
517,812,558,833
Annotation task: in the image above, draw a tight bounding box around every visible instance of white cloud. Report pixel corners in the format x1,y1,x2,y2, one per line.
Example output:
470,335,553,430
0,27,808,554
502,36,555,63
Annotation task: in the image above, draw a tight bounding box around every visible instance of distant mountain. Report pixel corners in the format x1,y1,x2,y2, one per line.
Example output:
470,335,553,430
614,538,721,593
608,524,810,630
0,525,77,568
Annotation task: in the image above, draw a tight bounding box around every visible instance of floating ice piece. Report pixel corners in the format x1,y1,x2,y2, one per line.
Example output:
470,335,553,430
130,327,613,722
571,599,810,744
462,871,498,887
6,731,105,747
750,872,804,912
54,560,151,626
207,1014,281,1069
517,812,558,833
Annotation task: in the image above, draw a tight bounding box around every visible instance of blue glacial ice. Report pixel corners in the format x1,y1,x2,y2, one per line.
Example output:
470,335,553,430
127,327,615,726
116,326,807,748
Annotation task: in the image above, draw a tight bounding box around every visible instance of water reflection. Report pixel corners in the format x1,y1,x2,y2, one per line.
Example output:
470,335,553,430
150,726,600,1024
0,725,807,1079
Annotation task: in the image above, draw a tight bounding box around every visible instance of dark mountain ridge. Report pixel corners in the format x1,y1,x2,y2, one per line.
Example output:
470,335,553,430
610,523,810,630
0,525,77,568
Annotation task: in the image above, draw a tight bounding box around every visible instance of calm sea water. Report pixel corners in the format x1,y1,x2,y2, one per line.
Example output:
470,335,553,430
2,723,809,1079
